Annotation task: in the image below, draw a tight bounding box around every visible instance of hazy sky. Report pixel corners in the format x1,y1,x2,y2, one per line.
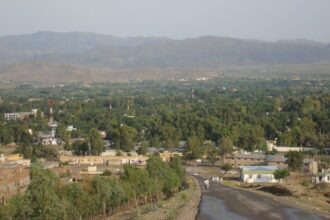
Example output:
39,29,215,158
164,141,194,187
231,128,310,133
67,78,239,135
1,0,330,42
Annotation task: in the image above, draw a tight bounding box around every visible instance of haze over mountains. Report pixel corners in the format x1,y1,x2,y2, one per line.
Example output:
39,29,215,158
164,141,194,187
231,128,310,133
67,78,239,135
0,31,330,82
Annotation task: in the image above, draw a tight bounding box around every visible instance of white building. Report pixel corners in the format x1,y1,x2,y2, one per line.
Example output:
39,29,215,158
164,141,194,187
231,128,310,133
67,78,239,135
313,172,330,184
266,140,314,153
39,133,58,145
100,150,117,156
66,125,77,132
4,109,38,121
240,166,278,183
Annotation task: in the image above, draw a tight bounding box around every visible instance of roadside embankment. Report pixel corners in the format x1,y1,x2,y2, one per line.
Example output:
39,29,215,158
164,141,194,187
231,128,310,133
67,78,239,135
110,175,201,220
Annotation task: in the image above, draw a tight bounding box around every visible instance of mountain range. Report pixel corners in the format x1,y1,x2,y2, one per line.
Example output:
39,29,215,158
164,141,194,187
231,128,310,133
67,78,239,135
0,31,329,82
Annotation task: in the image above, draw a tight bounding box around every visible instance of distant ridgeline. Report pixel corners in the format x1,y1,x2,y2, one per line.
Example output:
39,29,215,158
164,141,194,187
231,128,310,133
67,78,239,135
0,32,330,82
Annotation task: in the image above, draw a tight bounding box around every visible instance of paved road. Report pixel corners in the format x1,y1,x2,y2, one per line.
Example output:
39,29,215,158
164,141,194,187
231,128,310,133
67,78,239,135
195,176,329,220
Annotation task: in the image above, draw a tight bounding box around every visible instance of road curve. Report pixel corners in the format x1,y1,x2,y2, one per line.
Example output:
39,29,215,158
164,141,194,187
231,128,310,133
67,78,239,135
195,176,329,220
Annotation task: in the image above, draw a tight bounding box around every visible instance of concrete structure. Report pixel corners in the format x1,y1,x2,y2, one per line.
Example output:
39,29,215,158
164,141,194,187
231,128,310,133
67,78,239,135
60,155,148,166
226,154,266,166
0,154,31,167
39,132,58,145
4,109,38,121
100,150,117,157
227,153,318,174
266,140,314,153
159,151,183,162
66,125,77,132
240,166,278,183
266,155,287,168
79,165,103,175
98,131,107,139
313,172,330,184
303,159,318,175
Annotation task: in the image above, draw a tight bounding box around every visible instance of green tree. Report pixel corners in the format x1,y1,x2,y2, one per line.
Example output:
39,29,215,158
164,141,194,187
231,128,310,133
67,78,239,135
26,163,68,219
286,151,304,171
185,136,203,160
7,194,32,220
118,125,137,152
169,155,186,185
207,145,219,165
218,137,233,159
89,128,104,155
274,169,290,181
137,141,148,155
72,141,89,155
146,156,180,196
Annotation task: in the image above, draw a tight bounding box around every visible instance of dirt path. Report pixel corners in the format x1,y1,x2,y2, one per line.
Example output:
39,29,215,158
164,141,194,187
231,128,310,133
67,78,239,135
175,176,201,220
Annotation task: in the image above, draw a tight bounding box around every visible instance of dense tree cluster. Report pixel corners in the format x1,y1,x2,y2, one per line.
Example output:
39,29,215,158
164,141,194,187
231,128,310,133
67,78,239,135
0,79,329,156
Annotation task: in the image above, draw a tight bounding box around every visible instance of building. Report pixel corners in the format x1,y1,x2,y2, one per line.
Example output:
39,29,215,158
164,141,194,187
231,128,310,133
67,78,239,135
4,113,21,121
98,131,107,139
79,166,103,175
59,155,148,166
266,140,314,153
313,172,330,184
159,151,183,162
266,155,287,168
225,154,266,166
101,150,117,157
0,154,31,167
303,159,318,175
0,164,30,204
4,109,38,121
66,125,77,132
240,166,278,183
39,132,58,145
227,153,318,175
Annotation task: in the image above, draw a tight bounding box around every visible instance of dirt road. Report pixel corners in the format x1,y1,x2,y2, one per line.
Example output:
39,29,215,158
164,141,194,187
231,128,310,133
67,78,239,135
195,176,329,220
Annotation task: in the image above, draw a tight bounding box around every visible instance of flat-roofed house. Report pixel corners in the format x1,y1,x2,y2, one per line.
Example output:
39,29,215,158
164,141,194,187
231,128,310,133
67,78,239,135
226,154,266,166
303,159,318,175
240,166,278,183
266,155,287,168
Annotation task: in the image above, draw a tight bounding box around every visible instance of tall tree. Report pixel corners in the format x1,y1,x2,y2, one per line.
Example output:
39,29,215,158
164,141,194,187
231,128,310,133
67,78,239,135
286,151,304,171
89,128,104,155
218,137,233,159
185,136,203,160
26,164,68,219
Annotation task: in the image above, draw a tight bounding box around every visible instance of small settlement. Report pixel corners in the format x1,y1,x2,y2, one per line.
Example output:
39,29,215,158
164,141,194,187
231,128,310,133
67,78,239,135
222,140,328,184
0,149,182,204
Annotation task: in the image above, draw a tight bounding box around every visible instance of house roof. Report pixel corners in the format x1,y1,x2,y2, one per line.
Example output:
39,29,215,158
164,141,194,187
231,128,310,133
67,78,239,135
240,166,278,174
266,155,287,163
315,172,330,177
303,159,316,164
234,154,266,160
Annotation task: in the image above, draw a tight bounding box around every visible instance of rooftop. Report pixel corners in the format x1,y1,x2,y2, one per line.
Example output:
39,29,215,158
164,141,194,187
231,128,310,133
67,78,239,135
240,166,278,174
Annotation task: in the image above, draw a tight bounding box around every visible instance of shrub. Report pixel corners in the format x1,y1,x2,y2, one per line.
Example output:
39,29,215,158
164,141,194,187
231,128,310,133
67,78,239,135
274,169,290,181
102,169,112,176
221,163,232,172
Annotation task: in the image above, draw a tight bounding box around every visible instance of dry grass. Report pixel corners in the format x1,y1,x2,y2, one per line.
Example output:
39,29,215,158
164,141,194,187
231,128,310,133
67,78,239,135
110,176,201,220
0,144,18,155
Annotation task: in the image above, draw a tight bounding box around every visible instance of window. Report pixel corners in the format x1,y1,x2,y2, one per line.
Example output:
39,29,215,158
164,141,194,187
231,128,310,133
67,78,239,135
257,174,261,179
